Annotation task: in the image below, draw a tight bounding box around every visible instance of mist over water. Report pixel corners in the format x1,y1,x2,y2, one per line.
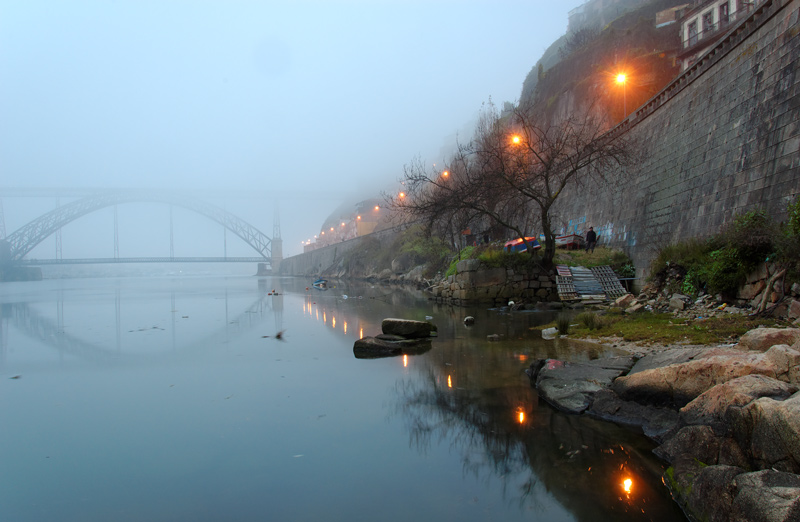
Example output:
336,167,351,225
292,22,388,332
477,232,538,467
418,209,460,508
1,273,686,521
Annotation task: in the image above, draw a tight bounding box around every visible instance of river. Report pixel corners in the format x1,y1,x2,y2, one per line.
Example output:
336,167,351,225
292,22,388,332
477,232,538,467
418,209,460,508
0,269,687,521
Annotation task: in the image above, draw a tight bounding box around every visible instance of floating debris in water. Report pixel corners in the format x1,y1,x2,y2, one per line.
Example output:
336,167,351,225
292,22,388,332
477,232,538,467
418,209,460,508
9,375,22,379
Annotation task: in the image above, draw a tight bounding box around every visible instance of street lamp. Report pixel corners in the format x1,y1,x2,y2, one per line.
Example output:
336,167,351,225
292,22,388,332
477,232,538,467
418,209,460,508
616,73,627,117
511,134,522,145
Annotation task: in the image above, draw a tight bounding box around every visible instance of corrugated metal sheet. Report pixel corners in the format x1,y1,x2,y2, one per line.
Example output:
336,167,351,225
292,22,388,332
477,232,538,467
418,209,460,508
556,265,629,301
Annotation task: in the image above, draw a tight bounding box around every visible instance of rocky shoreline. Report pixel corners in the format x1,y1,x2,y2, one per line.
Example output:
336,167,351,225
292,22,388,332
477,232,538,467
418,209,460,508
527,327,800,522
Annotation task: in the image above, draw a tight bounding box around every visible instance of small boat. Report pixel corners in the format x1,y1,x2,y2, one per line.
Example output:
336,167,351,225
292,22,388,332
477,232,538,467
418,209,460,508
555,234,585,250
503,237,541,253
312,278,328,290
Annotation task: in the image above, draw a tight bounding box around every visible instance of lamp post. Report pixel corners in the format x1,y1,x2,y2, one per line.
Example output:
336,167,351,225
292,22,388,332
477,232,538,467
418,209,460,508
616,73,627,117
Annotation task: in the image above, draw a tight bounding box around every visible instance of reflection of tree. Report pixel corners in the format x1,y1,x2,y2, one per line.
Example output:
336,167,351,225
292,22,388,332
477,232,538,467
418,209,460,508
394,363,687,521
395,367,542,508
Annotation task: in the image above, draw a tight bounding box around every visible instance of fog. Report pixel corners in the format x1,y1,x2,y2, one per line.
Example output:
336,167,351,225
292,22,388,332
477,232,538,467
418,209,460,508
1,1,583,259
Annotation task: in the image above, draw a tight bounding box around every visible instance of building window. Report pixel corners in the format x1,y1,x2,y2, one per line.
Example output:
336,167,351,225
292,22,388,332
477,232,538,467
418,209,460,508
687,20,699,46
702,11,714,34
720,2,730,24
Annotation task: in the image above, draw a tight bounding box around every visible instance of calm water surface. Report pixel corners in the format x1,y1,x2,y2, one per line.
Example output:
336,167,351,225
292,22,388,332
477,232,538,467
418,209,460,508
0,272,687,521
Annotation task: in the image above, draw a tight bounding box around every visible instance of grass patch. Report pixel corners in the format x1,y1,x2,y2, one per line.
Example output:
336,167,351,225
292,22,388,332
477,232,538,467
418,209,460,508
554,246,634,277
547,311,778,345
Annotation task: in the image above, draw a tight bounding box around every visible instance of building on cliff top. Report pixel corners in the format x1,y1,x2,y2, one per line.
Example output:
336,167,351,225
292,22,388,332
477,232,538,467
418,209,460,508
677,0,767,70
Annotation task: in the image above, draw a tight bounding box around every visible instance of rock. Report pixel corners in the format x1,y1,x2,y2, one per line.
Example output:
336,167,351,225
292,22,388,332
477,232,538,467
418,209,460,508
628,347,711,374
792,283,800,297
680,374,798,433
614,294,635,307
375,334,407,341
730,470,800,522
737,328,800,352
589,389,679,442
654,425,748,469
353,337,402,358
738,280,767,300
625,303,645,313
381,318,437,339
728,392,800,474
669,296,686,310
455,258,481,273
788,299,800,320
612,348,794,408
353,337,432,359
684,465,745,522
463,316,475,325
529,357,636,414
763,345,800,384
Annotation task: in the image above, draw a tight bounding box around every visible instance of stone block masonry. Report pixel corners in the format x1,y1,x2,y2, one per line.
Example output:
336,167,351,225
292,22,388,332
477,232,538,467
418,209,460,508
429,262,558,306
555,0,800,279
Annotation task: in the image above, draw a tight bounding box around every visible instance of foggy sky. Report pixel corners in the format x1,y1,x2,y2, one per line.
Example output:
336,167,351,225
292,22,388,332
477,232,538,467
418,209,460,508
1,1,584,259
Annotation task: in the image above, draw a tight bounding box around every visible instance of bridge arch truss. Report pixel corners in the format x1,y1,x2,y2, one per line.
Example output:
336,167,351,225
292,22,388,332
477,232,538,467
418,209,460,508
4,191,274,263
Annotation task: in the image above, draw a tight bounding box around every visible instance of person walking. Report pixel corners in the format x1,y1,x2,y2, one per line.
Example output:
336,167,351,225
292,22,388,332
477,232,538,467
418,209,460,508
585,227,597,253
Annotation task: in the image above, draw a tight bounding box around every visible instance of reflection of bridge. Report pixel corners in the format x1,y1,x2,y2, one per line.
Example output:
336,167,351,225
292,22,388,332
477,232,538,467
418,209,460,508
0,189,282,269
0,280,283,365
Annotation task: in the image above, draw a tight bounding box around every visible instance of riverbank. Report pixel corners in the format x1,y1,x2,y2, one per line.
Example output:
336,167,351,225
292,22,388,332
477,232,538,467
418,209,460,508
527,327,800,522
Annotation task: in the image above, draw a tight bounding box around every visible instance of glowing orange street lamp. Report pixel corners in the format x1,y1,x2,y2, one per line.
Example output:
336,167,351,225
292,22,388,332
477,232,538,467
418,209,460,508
442,170,449,178
511,134,521,145
616,73,627,117
399,192,406,199
374,205,380,211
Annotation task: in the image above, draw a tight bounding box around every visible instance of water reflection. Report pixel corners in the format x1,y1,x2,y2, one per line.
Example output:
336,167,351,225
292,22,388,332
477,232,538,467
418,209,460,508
0,277,283,366
392,356,684,521
1,276,686,521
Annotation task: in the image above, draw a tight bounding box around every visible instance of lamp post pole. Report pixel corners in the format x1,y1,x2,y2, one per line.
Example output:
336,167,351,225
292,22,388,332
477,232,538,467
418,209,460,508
616,73,627,117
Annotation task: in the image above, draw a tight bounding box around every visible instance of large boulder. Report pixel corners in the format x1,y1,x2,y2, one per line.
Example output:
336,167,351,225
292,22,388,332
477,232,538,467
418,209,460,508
589,389,680,442
680,374,799,433
730,470,800,522
727,392,800,474
381,318,437,339
628,347,715,374
654,425,748,469
527,357,635,414
737,328,800,352
612,346,800,408
664,464,745,522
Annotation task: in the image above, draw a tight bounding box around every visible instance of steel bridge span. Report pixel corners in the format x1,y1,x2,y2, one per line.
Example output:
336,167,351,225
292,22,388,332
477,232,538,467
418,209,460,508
1,190,281,269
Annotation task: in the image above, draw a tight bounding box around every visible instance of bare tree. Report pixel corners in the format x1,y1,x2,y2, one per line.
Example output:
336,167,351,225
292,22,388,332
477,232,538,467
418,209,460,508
391,100,638,266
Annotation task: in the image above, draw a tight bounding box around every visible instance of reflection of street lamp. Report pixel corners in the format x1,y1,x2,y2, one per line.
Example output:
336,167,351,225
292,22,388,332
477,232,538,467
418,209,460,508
616,73,627,117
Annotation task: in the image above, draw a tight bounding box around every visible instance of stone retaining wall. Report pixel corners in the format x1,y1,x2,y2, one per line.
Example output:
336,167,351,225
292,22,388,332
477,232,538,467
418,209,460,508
428,258,559,306
555,0,800,279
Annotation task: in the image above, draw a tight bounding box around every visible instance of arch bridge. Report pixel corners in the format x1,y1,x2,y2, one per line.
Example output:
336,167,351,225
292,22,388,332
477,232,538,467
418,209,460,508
0,190,280,268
